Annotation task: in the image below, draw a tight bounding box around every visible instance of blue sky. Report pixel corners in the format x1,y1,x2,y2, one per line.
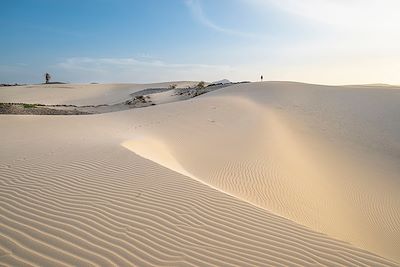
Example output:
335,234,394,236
1,0,399,84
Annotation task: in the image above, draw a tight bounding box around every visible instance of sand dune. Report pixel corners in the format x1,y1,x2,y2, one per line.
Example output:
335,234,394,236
1,82,399,266
122,82,400,263
0,82,197,106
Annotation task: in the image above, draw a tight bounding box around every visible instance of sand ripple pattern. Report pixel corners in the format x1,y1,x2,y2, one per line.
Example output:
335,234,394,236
0,142,398,267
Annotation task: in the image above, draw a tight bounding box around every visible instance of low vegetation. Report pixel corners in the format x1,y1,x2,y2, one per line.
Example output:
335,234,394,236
197,81,206,89
0,103,89,115
23,104,37,108
135,95,147,103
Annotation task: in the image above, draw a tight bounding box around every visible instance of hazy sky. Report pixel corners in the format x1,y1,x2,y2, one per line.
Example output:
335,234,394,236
1,0,399,84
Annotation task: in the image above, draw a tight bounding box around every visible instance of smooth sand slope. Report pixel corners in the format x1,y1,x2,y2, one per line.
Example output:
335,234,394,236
0,82,399,266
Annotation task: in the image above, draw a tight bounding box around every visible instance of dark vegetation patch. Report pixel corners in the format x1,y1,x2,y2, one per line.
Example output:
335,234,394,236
0,83,25,87
0,103,90,115
22,103,37,109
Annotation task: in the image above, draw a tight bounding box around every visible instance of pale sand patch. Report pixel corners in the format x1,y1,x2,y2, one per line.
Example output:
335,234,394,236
121,138,194,179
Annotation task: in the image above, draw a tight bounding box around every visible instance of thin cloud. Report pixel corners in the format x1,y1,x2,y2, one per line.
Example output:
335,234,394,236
247,0,400,33
184,0,259,38
57,57,232,70
55,57,236,83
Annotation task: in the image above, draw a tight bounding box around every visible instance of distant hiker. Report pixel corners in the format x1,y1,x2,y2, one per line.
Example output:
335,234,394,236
261,75,263,81
45,73,51,84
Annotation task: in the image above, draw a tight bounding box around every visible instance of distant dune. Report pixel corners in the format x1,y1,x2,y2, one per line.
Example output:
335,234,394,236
0,81,399,266
0,81,198,106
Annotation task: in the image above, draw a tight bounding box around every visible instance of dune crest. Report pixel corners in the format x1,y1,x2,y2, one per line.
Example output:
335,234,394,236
122,138,194,180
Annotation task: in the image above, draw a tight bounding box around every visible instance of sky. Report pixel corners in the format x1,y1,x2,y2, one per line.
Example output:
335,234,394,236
1,0,399,85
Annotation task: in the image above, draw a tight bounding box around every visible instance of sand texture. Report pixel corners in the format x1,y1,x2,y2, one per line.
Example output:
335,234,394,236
1,82,399,266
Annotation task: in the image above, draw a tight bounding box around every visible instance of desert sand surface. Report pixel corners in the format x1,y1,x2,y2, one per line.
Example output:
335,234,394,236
0,82,197,106
0,82,226,115
1,82,399,266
